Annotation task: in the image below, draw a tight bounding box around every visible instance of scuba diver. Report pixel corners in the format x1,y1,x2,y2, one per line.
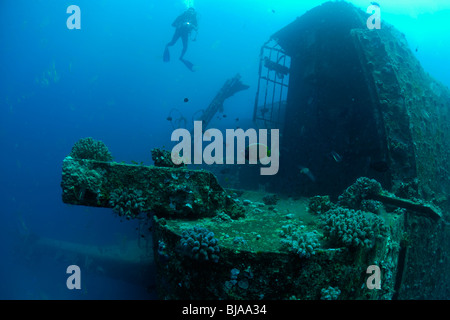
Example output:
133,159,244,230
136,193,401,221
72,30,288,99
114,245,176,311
163,7,198,71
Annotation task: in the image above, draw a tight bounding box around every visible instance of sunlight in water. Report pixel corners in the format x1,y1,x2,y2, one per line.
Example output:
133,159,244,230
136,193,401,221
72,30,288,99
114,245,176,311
184,0,194,9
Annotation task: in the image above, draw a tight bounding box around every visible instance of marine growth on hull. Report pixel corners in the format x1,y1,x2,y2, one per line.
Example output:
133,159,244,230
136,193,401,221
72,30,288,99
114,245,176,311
61,1,450,300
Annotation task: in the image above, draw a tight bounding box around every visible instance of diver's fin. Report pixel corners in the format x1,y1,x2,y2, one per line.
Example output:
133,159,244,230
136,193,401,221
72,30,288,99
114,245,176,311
180,58,195,72
163,46,170,62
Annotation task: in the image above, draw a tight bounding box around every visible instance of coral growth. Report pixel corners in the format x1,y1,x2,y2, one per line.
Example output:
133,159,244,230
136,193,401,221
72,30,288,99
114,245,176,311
280,225,320,259
360,199,383,214
322,207,388,249
109,187,146,218
151,148,185,168
62,161,104,201
224,267,254,293
338,177,382,210
179,225,220,263
308,195,335,215
320,286,341,300
262,194,279,206
70,137,113,162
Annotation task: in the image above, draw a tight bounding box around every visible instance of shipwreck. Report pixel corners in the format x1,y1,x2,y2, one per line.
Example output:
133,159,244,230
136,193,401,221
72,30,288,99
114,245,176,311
60,2,449,299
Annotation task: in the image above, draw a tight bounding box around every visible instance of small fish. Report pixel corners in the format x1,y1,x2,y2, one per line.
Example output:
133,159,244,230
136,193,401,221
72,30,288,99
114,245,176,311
330,151,342,163
223,114,227,118
235,118,239,121
421,109,430,120
166,116,172,121
184,97,189,102
271,9,276,13
299,166,316,182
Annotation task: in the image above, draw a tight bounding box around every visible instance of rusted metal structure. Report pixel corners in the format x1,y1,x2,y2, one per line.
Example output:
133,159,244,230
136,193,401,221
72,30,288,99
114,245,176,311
253,2,450,212
60,2,450,300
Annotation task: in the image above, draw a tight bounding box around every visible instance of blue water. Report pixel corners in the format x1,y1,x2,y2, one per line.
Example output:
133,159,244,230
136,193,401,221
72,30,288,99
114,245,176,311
1,0,449,300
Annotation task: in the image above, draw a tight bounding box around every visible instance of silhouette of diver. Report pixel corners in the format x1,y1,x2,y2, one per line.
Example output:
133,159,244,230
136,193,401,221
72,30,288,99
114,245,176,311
163,7,198,71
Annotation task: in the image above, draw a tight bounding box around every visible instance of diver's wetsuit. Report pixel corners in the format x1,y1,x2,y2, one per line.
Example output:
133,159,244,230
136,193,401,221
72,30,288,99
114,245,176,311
164,8,198,71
